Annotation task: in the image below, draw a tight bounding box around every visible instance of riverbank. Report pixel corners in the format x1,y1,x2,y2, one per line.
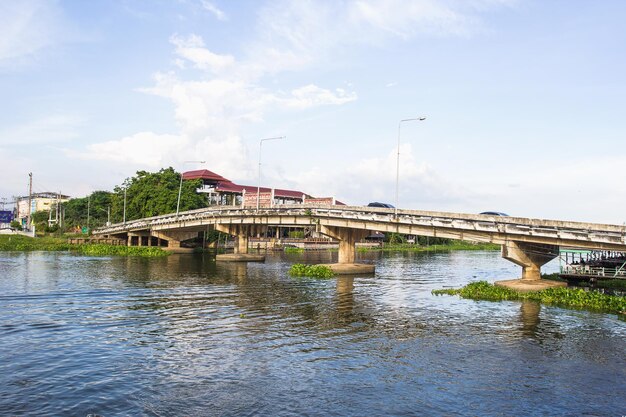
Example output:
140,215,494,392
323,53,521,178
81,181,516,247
358,241,500,252
432,281,626,317
0,235,168,257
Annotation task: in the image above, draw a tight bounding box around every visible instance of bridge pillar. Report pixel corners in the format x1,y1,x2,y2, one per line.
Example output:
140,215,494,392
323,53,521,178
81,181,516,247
151,231,198,253
496,241,566,291
214,224,265,262
319,226,374,274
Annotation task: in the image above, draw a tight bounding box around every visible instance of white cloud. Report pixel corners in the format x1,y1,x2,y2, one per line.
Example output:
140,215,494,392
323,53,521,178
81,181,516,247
72,0,513,203
248,0,515,73
282,85,357,109
201,0,227,21
67,132,187,167
0,0,64,67
169,34,235,72
287,144,468,207
0,114,83,145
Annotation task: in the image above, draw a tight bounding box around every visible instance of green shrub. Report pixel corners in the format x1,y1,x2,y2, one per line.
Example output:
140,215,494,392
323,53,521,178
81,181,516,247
284,246,304,253
76,244,168,257
0,236,168,257
289,263,334,279
433,281,626,316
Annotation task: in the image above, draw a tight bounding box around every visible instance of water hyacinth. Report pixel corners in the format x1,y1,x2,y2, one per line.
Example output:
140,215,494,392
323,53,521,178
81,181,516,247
433,281,626,316
0,236,168,257
289,264,334,279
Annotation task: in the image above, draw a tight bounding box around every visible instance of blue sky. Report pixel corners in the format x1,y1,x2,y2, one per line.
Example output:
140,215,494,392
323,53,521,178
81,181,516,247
1,0,625,223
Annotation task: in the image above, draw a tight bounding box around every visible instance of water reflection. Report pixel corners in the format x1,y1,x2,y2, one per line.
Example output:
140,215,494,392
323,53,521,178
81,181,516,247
0,251,624,416
335,276,355,317
519,300,541,336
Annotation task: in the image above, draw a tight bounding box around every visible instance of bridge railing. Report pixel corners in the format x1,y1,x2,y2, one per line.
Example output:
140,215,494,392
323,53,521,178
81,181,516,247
561,265,626,278
93,204,626,248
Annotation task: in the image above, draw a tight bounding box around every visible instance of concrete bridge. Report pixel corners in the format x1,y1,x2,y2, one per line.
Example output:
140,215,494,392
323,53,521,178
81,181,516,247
93,205,626,291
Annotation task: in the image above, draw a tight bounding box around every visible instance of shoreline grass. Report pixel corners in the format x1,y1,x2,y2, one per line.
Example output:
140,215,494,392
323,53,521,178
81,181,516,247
0,235,168,257
358,241,500,253
433,281,626,316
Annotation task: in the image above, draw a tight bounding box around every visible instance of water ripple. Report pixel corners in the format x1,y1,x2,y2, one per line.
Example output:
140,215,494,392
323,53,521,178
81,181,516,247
0,251,623,416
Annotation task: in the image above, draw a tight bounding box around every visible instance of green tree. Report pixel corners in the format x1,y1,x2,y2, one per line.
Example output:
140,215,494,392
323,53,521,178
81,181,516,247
110,168,206,222
62,190,113,231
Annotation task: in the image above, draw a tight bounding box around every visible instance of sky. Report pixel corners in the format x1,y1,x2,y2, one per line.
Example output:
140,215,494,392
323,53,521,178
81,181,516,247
1,0,625,224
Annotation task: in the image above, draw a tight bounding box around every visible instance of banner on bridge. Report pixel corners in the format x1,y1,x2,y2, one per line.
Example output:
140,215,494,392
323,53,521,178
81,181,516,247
303,197,336,205
243,191,274,208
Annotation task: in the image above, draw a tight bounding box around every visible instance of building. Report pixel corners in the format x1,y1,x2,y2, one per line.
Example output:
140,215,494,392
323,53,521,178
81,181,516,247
16,192,70,225
182,169,343,208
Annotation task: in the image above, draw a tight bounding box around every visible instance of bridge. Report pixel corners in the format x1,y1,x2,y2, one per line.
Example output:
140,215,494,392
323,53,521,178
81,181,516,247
93,205,626,291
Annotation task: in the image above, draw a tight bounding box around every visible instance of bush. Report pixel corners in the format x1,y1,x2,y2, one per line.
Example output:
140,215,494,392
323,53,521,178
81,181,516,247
289,263,334,279
284,246,304,253
432,281,626,316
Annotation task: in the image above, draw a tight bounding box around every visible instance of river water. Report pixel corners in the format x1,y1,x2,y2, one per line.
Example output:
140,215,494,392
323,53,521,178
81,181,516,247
0,250,624,416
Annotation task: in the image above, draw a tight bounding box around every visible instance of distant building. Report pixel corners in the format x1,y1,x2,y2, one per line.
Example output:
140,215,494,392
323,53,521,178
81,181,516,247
16,192,70,224
182,169,344,208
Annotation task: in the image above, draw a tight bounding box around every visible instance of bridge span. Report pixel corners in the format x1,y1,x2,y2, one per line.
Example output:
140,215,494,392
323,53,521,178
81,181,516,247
94,205,626,290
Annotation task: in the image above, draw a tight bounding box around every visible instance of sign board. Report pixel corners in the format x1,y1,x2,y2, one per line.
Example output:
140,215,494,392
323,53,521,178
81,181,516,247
305,197,335,206
81,226,89,234
0,211,13,223
243,192,273,208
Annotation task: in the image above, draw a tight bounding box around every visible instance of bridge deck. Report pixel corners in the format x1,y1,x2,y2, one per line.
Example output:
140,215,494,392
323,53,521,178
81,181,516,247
93,205,626,251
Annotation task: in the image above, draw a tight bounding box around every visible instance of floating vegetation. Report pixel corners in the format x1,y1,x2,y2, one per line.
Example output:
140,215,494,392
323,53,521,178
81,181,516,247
357,241,500,252
432,281,626,316
0,235,72,251
289,263,334,279
76,245,168,257
284,246,305,254
0,235,168,257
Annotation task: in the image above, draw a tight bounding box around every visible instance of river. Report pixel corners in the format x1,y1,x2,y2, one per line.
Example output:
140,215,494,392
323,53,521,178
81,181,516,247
0,250,624,416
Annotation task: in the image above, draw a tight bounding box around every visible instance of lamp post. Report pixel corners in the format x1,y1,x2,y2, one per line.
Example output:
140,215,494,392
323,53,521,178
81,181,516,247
177,161,205,215
95,206,111,226
123,187,127,224
395,116,426,218
257,136,285,211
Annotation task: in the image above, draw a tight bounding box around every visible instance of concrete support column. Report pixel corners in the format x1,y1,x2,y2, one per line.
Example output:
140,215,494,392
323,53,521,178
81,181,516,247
501,241,558,281
215,224,265,262
319,226,374,274
497,241,566,291
321,226,368,264
234,232,249,254
151,230,197,253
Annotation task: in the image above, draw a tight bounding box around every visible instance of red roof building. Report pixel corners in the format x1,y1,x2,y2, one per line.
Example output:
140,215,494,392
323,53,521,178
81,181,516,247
182,168,336,207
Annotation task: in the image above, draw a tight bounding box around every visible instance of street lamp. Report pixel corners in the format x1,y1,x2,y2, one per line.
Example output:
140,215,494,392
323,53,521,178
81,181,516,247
395,116,426,217
177,161,205,215
123,187,127,224
257,136,285,211
93,206,111,226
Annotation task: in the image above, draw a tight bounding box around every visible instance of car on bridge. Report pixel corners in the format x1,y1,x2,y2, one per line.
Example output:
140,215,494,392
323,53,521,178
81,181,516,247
368,202,395,208
479,211,509,216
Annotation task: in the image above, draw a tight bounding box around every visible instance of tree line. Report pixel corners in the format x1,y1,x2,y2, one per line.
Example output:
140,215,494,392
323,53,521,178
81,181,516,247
32,168,206,233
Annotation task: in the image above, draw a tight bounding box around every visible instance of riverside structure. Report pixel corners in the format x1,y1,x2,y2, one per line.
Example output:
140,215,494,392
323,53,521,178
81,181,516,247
93,204,626,291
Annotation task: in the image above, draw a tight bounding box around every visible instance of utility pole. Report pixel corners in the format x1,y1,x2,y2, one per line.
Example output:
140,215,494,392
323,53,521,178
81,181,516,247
123,187,127,224
87,194,90,229
27,172,33,230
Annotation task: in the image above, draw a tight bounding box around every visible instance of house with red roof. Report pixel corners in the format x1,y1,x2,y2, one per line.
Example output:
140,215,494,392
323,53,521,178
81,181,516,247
182,168,343,207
